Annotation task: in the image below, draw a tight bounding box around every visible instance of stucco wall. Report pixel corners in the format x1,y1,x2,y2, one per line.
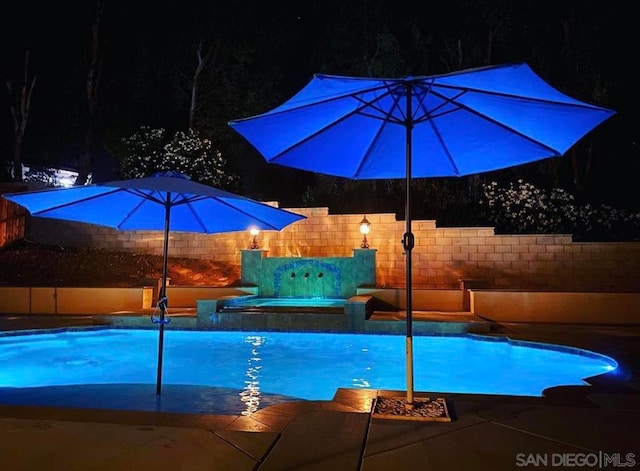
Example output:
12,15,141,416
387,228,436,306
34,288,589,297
26,207,640,292
470,291,640,324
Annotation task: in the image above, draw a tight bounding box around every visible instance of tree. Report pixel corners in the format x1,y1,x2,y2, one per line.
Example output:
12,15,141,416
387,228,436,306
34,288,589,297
75,0,105,185
5,50,37,182
480,180,640,241
189,39,212,130
119,126,238,189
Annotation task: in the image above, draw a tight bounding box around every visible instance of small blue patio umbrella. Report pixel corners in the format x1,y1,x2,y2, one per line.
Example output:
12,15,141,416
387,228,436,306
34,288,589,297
228,62,616,408
2,171,306,395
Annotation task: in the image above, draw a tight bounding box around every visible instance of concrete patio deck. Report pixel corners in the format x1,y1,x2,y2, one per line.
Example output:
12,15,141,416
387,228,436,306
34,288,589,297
0,315,639,470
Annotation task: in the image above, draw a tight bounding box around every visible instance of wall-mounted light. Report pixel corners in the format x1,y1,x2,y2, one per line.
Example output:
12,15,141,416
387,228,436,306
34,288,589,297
359,215,370,249
249,227,260,249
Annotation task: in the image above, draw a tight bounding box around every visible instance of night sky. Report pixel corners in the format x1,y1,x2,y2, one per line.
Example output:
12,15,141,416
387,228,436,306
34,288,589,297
1,1,639,209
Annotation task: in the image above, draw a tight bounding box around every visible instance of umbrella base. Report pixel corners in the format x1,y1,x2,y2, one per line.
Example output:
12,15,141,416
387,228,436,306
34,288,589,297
372,396,451,422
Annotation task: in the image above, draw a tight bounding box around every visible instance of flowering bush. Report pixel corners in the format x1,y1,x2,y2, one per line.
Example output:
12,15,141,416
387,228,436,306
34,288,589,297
480,180,640,241
120,126,238,189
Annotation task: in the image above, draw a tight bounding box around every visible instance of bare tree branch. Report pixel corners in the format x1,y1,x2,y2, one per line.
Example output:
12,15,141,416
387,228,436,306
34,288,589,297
5,50,37,182
76,0,105,185
189,37,218,130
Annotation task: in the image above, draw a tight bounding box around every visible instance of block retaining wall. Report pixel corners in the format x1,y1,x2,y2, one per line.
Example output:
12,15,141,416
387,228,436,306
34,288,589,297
24,207,640,293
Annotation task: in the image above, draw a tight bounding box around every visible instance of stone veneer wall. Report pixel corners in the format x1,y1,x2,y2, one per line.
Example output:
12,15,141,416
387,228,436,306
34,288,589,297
26,206,640,292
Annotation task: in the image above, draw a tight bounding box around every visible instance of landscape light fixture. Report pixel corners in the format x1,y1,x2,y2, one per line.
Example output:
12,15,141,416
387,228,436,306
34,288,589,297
359,215,370,249
249,227,260,249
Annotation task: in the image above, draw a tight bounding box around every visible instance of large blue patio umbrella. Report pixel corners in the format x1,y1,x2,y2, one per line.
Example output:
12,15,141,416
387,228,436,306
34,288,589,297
228,62,616,408
2,171,305,395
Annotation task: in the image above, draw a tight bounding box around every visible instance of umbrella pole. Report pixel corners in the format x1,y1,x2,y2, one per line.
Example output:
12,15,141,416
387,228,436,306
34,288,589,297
403,84,415,410
156,196,171,396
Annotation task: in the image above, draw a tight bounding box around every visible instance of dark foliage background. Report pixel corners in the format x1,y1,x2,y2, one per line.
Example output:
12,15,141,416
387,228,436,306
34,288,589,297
1,1,638,235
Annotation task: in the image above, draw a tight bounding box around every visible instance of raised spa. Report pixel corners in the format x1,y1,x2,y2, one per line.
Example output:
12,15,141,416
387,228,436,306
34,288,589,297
219,296,346,313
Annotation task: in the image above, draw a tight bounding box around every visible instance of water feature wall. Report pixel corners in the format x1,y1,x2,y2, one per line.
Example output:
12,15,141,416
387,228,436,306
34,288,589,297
240,249,376,298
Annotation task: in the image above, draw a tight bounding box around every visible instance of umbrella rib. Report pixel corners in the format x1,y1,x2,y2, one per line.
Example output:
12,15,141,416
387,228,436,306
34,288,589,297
404,81,463,176
172,192,285,232
114,189,164,229
218,197,288,231
406,84,564,158
127,188,165,205
409,85,469,175
428,122,461,175
350,82,412,177
425,88,564,154
352,84,407,125
411,82,462,123
269,85,408,165
29,187,122,216
172,193,211,232
352,117,395,179
353,80,455,178
268,105,383,165
230,82,395,124
433,81,608,112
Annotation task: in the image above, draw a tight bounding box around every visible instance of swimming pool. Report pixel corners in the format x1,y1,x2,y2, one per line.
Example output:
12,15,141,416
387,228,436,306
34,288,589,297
0,328,617,416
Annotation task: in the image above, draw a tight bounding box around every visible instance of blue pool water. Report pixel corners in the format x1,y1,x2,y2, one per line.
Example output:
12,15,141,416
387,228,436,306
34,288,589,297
0,328,617,416
223,296,346,308
247,297,345,307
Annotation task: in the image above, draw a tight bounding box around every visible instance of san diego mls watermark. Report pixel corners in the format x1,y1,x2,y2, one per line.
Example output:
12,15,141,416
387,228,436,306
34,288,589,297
516,451,636,468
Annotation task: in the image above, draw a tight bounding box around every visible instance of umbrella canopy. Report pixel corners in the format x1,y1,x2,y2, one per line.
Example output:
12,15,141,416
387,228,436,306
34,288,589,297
2,171,305,395
228,62,616,408
229,63,614,179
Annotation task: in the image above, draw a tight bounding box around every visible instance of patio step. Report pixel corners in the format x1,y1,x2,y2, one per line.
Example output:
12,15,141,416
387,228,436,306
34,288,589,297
369,310,495,334
370,310,482,322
